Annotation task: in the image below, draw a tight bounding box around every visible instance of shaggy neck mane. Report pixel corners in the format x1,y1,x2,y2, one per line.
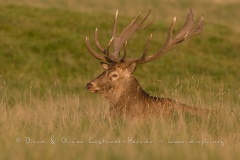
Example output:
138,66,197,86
104,77,149,106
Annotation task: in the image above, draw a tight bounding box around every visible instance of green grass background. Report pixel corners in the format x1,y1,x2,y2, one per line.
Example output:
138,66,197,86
0,0,239,159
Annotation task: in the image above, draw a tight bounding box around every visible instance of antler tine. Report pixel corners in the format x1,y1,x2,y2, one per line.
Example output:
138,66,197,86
105,37,114,55
182,8,194,29
105,37,119,62
112,9,118,37
121,41,128,61
132,11,142,24
140,9,151,25
190,16,204,35
86,37,109,62
133,9,203,64
104,37,114,56
138,10,153,30
141,34,152,59
94,28,105,53
163,16,177,49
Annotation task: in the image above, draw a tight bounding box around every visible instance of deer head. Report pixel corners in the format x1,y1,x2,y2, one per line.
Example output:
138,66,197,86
86,9,203,98
86,61,137,98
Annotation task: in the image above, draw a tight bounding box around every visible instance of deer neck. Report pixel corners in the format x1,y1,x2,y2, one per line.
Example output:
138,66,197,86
103,77,148,106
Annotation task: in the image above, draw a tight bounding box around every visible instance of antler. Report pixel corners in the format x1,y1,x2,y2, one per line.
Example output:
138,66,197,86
130,8,204,64
86,9,203,64
86,10,152,63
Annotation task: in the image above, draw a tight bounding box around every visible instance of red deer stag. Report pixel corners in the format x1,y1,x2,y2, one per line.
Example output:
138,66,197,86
86,9,207,117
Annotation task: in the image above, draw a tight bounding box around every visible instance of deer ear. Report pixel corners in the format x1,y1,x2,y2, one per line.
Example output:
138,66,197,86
100,62,109,70
126,62,137,74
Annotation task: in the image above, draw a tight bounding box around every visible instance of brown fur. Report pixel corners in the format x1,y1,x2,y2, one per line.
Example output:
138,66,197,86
87,62,211,118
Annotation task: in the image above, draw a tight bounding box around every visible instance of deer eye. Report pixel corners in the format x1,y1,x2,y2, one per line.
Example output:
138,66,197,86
110,73,118,80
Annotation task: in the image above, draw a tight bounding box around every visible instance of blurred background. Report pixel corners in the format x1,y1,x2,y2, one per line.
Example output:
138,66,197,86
0,0,239,97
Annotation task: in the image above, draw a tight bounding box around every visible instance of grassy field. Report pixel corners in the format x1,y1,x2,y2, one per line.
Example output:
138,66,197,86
0,0,240,159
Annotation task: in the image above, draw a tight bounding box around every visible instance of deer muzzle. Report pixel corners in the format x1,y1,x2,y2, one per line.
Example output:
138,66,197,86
86,82,100,93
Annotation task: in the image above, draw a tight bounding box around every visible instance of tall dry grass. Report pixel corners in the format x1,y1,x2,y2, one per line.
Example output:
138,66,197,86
0,79,239,159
